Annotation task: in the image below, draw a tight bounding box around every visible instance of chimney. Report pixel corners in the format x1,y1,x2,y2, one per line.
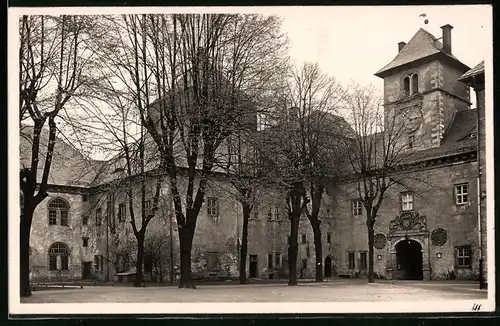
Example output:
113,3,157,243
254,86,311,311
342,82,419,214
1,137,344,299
441,24,453,55
398,42,406,52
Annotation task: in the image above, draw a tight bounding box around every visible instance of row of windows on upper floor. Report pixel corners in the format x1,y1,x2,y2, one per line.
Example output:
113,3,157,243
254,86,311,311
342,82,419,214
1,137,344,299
23,182,469,227
350,183,469,216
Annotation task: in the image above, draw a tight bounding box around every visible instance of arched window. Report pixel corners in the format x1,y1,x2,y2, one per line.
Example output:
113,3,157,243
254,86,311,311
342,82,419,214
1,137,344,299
411,74,419,94
48,198,70,226
48,242,70,271
403,77,410,95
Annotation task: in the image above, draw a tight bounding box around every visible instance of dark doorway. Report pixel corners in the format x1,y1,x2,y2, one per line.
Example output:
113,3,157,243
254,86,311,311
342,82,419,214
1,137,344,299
249,255,258,278
324,256,333,278
396,239,423,280
82,262,92,279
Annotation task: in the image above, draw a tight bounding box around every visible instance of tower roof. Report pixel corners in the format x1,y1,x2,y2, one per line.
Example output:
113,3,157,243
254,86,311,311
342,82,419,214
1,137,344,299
375,28,469,78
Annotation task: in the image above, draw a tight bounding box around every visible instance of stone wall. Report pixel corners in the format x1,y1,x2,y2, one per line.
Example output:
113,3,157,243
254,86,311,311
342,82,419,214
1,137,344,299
331,159,480,280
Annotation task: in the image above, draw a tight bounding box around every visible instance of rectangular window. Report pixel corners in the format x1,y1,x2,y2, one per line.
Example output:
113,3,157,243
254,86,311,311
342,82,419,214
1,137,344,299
302,259,308,269
253,204,259,219
268,207,273,220
207,197,218,216
274,206,280,220
82,216,89,225
301,234,307,244
143,253,153,273
49,210,57,225
456,246,471,267
82,237,89,247
206,252,219,271
49,256,57,270
82,194,88,202
408,135,415,149
327,233,332,244
348,252,355,269
96,208,102,226
352,200,362,216
360,252,368,270
275,252,281,268
268,253,274,269
401,193,414,211
60,210,69,226
94,255,100,271
60,255,69,270
455,183,469,205
118,203,126,222
144,200,152,216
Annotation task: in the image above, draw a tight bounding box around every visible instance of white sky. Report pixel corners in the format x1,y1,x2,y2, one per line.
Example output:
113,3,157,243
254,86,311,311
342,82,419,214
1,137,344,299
280,5,492,100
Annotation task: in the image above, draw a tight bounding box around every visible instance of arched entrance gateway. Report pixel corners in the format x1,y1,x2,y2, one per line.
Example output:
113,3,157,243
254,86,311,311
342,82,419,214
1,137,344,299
395,239,423,280
324,256,333,278
386,211,431,280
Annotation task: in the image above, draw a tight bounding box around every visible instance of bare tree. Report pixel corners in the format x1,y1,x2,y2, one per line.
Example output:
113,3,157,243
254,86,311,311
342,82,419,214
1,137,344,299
283,63,346,282
99,13,288,288
260,63,346,285
18,15,104,297
340,83,430,283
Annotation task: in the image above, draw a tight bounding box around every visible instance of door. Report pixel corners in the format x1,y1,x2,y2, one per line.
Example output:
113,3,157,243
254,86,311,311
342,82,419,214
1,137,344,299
324,256,333,278
249,255,258,278
82,262,92,279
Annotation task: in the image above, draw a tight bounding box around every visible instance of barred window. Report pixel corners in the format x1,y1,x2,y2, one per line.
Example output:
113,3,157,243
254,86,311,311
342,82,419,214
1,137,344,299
48,198,70,226
455,184,469,205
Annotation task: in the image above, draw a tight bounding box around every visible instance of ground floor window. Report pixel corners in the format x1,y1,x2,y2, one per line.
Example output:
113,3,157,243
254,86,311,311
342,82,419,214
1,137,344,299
348,252,355,269
360,252,367,270
456,246,472,267
48,242,69,271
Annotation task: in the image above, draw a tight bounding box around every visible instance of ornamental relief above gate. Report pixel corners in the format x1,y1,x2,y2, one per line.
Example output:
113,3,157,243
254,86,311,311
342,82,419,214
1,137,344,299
388,211,427,236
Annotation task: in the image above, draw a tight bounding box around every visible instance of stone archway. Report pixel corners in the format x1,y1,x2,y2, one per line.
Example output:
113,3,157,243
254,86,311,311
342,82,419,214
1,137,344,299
324,256,334,278
395,239,423,280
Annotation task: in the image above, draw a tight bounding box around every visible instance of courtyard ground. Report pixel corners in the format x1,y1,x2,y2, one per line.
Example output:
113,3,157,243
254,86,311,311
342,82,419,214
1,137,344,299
21,279,487,303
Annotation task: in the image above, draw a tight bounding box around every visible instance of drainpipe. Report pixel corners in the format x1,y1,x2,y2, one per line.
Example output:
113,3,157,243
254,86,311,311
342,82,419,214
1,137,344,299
475,79,484,289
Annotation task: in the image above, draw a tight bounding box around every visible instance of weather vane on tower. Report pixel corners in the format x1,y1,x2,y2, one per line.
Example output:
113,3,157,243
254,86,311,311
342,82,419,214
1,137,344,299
419,13,429,30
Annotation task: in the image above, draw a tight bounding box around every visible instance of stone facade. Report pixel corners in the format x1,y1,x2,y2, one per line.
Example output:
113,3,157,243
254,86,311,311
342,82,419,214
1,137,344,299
24,26,487,283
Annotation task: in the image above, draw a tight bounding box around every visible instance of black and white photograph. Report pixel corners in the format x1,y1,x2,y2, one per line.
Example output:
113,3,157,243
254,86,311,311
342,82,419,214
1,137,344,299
9,4,494,315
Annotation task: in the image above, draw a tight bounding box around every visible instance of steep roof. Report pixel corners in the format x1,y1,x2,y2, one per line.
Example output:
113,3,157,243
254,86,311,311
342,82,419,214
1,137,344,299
458,60,485,83
375,28,469,78
20,126,108,187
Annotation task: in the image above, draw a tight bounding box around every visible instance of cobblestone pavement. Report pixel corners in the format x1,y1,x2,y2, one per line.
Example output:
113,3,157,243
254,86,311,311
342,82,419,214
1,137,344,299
21,279,487,303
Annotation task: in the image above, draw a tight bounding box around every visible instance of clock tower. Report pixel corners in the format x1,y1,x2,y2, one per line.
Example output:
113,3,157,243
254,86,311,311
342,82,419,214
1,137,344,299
375,25,471,150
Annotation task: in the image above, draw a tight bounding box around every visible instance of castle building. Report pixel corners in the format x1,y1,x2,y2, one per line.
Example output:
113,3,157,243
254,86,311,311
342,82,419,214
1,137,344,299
21,25,487,284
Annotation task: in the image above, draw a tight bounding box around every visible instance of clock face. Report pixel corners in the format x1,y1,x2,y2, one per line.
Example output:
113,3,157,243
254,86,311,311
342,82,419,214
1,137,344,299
402,106,422,133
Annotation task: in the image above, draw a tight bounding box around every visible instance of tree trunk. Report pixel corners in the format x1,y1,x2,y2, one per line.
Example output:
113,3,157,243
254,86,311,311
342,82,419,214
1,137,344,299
134,234,145,287
311,221,323,282
239,202,250,284
20,207,33,297
367,220,375,283
288,215,299,286
178,223,196,289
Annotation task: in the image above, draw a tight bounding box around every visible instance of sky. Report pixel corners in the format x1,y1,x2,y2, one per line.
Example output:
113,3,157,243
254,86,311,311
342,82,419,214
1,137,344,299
278,5,492,100
10,5,493,160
